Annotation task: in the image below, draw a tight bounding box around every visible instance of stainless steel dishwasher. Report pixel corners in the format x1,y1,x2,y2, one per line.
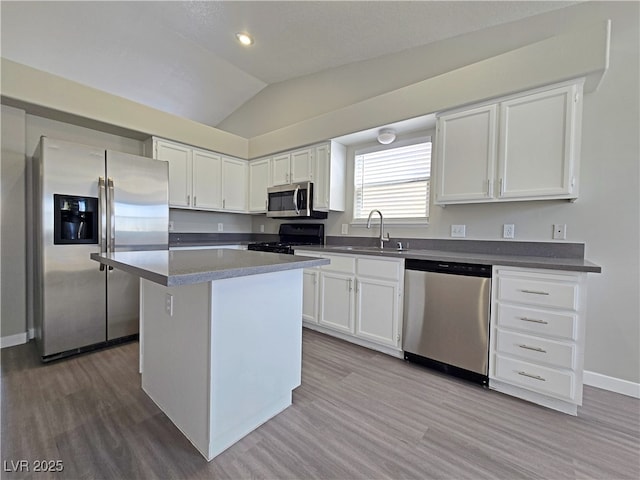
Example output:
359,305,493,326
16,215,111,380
403,259,491,385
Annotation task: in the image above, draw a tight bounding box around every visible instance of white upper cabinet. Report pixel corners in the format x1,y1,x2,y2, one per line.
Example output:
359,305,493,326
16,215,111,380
155,139,192,208
290,148,313,183
192,149,222,210
435,104,498,203
222,157,248,212
271,153,291,186
248,158,271,213
498,84,580,199
265,142,346,212
147,137,248,213
313,141,346,212
271,148,313,186
434,81,583,205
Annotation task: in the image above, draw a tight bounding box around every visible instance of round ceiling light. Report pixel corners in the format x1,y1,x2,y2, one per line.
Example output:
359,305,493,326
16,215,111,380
235,32,254,46
377,128,396,145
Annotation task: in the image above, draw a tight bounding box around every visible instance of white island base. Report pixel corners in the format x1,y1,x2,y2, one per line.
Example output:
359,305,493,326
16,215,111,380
139,269,303,461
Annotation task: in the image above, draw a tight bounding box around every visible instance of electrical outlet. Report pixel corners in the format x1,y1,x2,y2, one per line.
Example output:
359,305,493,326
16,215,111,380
341,224,349,235
168,220,174,232
217,223,224,232
553,224,567,240
451,224,466,238
503,224,515,239
165,293,173,316
260,224,265,233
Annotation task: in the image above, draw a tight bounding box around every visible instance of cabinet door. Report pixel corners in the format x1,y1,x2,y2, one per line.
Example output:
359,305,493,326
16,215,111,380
192,149,222,210
319,272,354,334
249,158,270,213
271,154,291,186
313,144,330,211
291,148,313,183
355,278,400,347
435,104,497,204
222,158,247,212
302,269,319,324
156,140,192,207
498,85,578,199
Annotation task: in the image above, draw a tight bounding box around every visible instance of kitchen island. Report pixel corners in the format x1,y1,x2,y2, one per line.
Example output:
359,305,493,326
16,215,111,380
91,249,329,461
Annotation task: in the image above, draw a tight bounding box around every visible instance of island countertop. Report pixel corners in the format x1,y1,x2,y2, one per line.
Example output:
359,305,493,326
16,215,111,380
90,249,329,286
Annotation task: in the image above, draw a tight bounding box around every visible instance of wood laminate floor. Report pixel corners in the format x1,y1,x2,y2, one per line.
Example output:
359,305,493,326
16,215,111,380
2,329,639,480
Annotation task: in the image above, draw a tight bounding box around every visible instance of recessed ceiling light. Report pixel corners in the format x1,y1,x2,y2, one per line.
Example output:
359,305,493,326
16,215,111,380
235,32,254,46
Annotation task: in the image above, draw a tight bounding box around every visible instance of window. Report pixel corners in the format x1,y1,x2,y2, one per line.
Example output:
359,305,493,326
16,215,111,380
353,140,431,222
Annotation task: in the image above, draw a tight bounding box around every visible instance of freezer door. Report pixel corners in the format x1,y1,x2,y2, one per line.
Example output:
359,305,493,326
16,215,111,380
106,151,169,340
38,137,107,357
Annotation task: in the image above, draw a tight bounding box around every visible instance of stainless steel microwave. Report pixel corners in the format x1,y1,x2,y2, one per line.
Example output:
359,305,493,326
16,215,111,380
267,182,328,219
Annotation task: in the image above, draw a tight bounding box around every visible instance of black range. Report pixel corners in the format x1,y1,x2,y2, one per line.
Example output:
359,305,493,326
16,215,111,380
247,223,325,255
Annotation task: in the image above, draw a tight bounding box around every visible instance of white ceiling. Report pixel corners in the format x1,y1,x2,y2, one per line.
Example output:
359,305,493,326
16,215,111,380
1,1,578,131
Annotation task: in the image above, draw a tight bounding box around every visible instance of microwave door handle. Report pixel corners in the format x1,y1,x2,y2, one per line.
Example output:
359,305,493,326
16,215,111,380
98,176,106,271
293,185,300,214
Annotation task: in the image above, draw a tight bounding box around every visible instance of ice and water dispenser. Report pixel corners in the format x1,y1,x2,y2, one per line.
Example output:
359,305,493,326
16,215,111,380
53,194,98,244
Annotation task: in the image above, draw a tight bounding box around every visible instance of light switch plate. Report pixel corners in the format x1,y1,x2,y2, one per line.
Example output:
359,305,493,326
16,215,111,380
168,220,174,232
451,224,466,238
503,224,515,239
217,223,224,232
260,224,265,233
341,224,349,235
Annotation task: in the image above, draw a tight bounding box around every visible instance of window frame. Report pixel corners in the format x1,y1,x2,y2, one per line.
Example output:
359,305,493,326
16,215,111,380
351,135,432,227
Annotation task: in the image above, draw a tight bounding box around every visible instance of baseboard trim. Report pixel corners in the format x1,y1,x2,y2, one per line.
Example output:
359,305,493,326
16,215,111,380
1,332,28,349
584,370,640,398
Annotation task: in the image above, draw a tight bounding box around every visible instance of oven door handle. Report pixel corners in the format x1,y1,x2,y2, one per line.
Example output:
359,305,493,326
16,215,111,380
293,185,300,214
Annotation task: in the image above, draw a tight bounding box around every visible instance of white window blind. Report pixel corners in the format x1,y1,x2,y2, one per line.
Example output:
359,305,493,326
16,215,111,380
354,141,431,220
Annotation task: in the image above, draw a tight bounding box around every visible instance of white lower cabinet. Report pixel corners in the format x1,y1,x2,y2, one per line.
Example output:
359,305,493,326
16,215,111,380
319,271,355,334
489,266,587,415
302,269,319,323
296,251,404,357
356,278,401,347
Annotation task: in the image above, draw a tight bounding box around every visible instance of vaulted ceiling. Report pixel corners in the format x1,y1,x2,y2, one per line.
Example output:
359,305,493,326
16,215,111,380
1,1,578,132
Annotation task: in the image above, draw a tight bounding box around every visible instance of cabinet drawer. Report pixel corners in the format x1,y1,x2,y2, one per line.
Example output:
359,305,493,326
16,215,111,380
494,355,575,400
357,257,401,281
498,276,578,310
497,304,577,340
322,255,356,274
496,330,575,369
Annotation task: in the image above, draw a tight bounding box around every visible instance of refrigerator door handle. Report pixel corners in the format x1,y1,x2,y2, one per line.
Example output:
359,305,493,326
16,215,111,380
107,177,115,270
98,176,107,271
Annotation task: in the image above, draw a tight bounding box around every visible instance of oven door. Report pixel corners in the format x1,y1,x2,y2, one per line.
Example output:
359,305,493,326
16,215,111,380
267,182,312,218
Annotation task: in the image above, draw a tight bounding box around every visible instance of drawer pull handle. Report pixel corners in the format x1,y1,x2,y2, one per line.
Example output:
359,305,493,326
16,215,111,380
519,317,549,325
520,289,550,296
517,371,546,381
518,344,547,353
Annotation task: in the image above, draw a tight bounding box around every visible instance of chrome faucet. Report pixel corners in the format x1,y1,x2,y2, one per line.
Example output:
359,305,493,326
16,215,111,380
366,209,390,249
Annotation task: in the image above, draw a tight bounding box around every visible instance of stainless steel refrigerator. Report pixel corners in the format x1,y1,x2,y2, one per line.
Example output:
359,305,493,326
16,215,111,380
31,137,169,361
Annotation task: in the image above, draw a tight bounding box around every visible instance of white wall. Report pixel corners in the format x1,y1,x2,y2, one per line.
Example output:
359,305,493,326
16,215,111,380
220,2,613,140
170,209,252,234
1,105,27,338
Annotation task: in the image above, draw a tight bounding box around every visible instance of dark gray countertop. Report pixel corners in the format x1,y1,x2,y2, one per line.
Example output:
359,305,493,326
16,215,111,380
293,245,601,273
90,249,329,286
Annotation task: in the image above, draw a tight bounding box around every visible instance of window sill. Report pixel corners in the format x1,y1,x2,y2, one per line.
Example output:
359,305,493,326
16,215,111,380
351,219,429,228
